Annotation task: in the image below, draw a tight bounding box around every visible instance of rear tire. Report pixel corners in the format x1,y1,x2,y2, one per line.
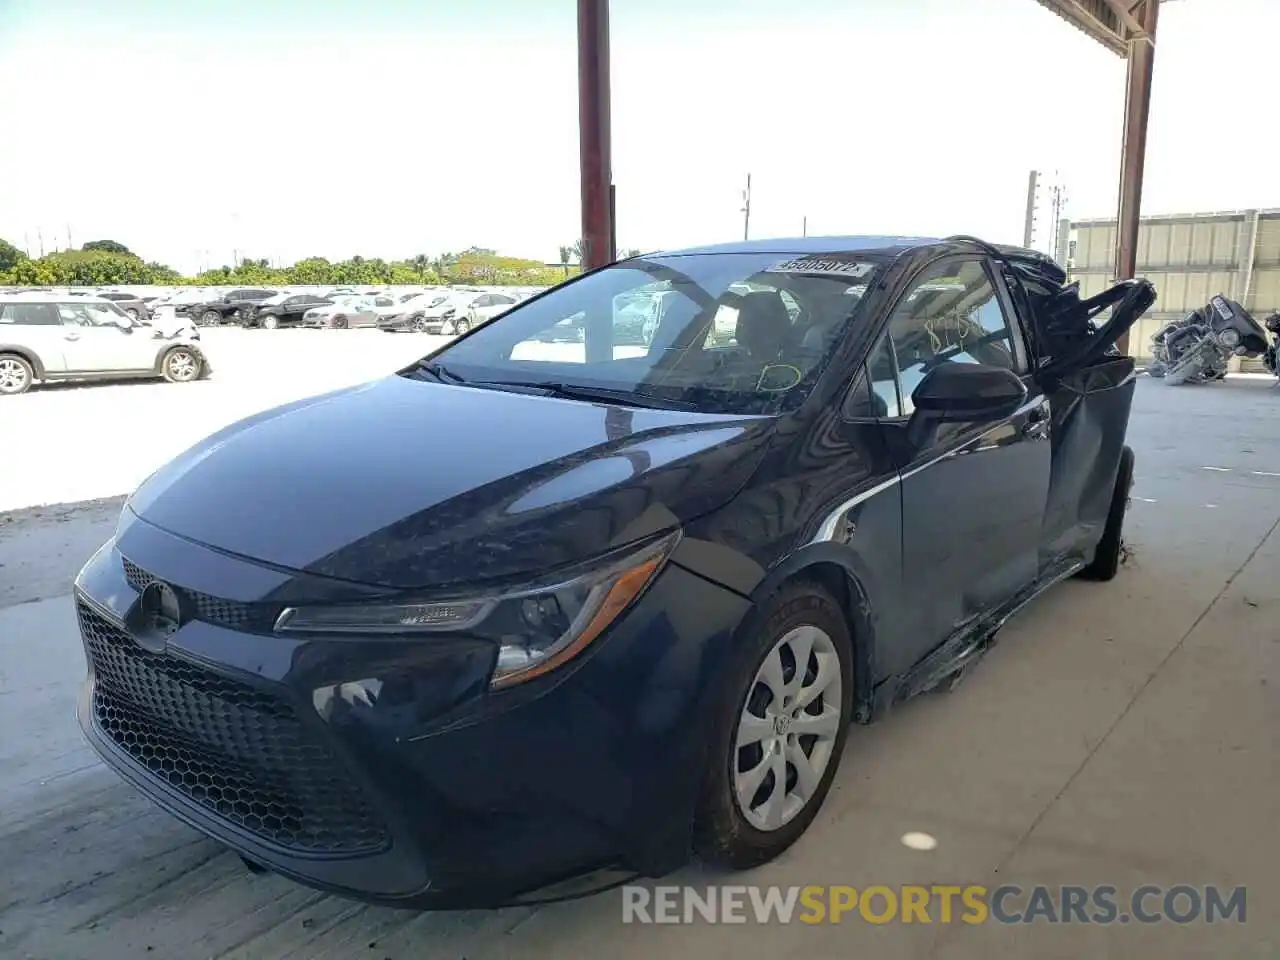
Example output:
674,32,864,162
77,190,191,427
262,315,278,330
1078,445,1135,582
694,581,854,870
333,316,348,329
201,309,221,327
0,353,34,395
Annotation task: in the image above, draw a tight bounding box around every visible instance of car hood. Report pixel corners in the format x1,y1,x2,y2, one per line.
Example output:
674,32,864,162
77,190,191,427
127,375,774,589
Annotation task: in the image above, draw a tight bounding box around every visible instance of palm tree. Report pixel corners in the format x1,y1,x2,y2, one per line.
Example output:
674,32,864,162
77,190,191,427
571,239,584,263
558,244,573,279
412,254,429,281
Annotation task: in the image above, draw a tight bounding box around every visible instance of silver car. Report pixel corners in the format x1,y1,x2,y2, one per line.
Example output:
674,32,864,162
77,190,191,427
0,294,210,396
301,295,380,329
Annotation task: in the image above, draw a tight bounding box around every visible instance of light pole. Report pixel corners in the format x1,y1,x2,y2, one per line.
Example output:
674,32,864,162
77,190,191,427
741,173,752,241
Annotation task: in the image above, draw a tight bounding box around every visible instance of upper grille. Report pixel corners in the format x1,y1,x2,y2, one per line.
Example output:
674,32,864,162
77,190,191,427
79,599,390,856
121,556,275,632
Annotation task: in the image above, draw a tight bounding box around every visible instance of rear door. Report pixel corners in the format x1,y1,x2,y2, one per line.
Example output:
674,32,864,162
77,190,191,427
881,256,1051,661
1,302,68,373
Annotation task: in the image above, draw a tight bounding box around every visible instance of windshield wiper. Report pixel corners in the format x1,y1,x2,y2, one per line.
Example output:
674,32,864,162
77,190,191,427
467,379,696,410
411,359,467,384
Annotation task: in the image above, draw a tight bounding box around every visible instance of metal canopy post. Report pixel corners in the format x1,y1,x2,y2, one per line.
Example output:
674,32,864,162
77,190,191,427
577,0,614,271
1113,0,1160,354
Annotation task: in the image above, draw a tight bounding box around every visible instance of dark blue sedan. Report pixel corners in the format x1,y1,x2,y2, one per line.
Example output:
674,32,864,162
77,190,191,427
73,236,1154,908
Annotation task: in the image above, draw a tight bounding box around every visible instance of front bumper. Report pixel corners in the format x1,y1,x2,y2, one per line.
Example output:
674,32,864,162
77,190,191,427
74,515,749,907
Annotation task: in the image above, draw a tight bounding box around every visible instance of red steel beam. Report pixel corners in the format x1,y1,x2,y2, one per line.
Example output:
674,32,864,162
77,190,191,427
1113,0,1159,354
577,0,614,271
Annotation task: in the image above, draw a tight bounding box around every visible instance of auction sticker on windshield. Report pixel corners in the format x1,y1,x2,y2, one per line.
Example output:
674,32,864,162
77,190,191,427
768,257,877,278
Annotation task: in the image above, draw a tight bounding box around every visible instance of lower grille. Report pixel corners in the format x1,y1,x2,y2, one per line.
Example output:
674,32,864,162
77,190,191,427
79,599,390,856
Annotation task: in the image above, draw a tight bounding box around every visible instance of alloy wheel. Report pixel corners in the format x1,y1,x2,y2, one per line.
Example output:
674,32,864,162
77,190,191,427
166,350,198,381
263,315,278,329
0,357,31,394
733,625,843,832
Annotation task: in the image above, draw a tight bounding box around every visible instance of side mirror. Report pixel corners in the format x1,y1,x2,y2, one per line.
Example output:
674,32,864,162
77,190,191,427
112,316,133,331
907,363,1027,444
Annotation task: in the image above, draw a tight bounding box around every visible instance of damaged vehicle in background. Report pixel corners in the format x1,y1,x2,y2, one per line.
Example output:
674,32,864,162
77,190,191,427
72,236,1153,908
0,293,210,395
1147,294,1276,384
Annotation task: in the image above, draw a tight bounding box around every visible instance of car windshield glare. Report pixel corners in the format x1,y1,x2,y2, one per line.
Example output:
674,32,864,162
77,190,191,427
413,252,881,415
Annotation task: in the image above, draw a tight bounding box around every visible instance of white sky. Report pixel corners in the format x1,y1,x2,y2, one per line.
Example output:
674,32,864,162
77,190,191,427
0,0,1274,274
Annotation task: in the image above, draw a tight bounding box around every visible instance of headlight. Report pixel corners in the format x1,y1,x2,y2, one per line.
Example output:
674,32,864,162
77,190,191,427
274,532,679,689
1219,328,1241,348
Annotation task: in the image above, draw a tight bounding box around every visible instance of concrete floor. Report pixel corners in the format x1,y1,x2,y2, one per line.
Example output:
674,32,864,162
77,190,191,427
1,351,1277,958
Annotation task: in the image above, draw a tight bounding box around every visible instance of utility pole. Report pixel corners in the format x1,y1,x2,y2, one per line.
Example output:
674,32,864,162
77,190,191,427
1023,170,1040,248
1048,175,1067,261
37,228,44,258
67,224,73,250
577,0,614,269
802,215,808,237
741,174,752,241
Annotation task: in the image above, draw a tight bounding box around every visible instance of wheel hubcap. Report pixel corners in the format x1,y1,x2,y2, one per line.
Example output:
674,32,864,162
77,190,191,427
169,352,196,379
0,358,28,392
733,625,842,832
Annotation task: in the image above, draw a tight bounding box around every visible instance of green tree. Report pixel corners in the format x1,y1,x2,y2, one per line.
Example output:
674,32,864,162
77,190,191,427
0,238,26,272
288,257,335,284
82,239,132,255
389,263,424,285
619,248,643,259
5,258,56,285
411,254,430,281
558,244,573,278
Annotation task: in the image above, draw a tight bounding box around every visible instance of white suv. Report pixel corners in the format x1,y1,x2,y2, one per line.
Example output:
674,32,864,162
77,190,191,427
0,293,211,396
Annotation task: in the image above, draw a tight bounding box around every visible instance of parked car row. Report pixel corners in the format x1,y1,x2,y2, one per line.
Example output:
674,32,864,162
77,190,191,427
138,286,534,334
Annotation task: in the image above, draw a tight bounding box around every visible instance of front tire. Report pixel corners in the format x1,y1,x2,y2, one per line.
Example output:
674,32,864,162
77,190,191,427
694,582,854,870
0,353,34,395
332,316,348,329
453,318,471,334
262,315,278,330
411,316,429,333
1078,445,1135,582
162,346,202,383
201,309,221,327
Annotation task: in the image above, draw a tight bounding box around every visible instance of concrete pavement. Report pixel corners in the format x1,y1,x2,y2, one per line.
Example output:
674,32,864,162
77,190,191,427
0,375,1276,958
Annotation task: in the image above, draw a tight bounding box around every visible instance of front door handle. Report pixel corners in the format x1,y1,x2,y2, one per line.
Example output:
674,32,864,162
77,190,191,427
64,333,80,341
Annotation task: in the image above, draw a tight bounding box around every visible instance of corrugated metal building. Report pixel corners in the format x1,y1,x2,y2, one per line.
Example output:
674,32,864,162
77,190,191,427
1061,209,1280,367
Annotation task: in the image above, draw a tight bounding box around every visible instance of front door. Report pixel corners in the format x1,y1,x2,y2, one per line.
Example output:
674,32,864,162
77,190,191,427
57,302,156,372
881,256,1051,662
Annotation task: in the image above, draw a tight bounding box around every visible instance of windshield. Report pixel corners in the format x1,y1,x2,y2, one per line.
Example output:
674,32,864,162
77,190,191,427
411,251,882,415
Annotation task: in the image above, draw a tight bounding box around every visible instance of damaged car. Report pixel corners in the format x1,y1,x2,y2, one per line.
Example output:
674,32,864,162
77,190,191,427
1147,293,1276,384
72,236,1154,908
